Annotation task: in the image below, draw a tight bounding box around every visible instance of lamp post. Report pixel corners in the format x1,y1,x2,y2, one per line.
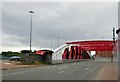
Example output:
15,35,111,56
58,37,60,47
51,40,52,50
29,10,34,56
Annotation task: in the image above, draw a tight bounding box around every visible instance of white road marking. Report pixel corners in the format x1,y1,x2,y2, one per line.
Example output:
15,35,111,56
84,67,90,71
58,71,64,73
77,68,96,80
58,67,68,69
38,66,50,69
72,63,76,65
63,67,68,69
38,67,43,68
30,70,35,71
45,66,50,68
3,65,54,77
3,66,49,77
58,68,62,69
2,71,30,76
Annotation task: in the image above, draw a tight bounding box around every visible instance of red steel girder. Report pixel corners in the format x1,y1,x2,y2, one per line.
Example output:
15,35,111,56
66,40,114,51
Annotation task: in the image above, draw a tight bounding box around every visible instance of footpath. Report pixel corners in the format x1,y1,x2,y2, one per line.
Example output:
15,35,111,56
98,62,118,80
95,57,118,80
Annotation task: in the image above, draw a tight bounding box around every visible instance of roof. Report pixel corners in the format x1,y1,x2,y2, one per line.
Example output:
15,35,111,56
41,50,54,54
36,50,54,55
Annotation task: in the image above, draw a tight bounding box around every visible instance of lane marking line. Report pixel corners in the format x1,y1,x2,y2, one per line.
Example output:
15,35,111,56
38,66,50,69
63,67,68,69
2,71,30,76
77,68,96,80
58,67,68,70
58,68,62,69
3,65,52,77
58,71,64,73
38,67,44,69
84,67,90,71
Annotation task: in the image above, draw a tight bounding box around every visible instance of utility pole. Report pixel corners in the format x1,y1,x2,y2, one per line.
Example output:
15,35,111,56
29,10,34,53
112,28,116,62
51,40,52,50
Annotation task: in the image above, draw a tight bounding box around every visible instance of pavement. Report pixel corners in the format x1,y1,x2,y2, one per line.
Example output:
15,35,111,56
98,62,118,80
95,57,118,80
1,57,119,80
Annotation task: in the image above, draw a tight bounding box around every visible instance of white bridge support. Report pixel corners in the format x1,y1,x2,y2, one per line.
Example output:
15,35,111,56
52,44,93,64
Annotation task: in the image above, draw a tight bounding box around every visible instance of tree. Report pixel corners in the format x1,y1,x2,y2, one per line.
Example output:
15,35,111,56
1,51,22,57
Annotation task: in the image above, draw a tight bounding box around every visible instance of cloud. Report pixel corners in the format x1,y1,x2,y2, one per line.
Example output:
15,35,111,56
2,2,118,52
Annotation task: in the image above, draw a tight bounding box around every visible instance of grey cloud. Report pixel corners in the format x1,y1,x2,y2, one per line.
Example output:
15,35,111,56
2,2,118,51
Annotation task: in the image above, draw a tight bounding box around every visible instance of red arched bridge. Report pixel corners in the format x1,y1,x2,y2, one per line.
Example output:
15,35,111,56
36,40,115,64
52,40,114,63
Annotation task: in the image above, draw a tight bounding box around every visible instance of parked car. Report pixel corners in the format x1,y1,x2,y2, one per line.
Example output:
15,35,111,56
10,56,21,61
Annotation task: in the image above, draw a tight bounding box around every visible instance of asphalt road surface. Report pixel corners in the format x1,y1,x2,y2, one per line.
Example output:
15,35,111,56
2,58,117,80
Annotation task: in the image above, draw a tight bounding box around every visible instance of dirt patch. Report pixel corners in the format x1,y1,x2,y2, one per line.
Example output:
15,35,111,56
0,61,47,70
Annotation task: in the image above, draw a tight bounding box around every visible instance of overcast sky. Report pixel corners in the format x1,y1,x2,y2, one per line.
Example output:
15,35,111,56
2,2,118,52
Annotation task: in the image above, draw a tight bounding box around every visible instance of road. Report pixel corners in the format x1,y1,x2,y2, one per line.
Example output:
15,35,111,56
2,58,118,80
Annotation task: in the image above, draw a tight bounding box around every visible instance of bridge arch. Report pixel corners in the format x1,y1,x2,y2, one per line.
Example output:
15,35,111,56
52,40,114,64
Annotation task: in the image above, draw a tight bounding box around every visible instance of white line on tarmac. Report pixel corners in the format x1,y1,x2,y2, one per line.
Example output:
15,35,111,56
63,67,68,69
45,66,50,68
58,67,68,70
77,68,96,80
72,63,76,65
73,63,76,64
58,71,64,73
38,67,43,68
38,66,50,69
2,71,30,76
58,68,62,69
3,65,51,77
84,67,90,71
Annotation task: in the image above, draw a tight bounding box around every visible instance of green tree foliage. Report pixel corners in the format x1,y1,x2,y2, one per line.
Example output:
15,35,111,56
1,51,22,57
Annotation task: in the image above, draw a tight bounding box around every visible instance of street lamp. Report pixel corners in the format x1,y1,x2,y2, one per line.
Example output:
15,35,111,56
51,40,52,50
58,37,60,47
29,10,34,55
